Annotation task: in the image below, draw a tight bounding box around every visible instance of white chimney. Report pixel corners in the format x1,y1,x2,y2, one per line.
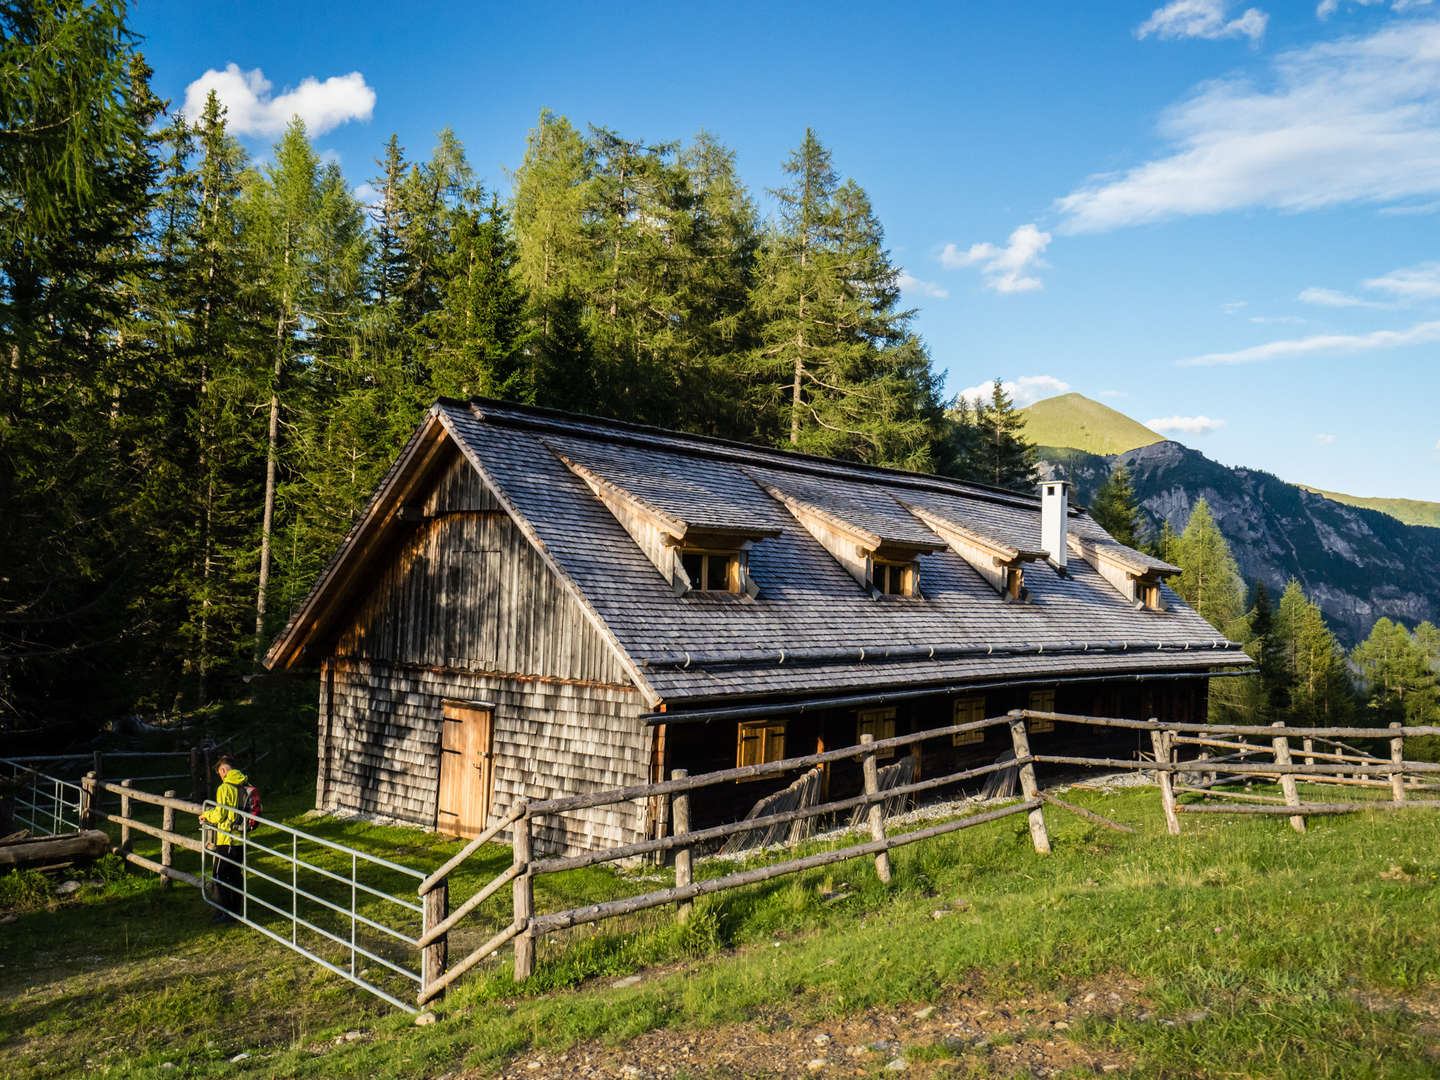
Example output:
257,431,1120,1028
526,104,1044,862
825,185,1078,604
1040,480,1069,572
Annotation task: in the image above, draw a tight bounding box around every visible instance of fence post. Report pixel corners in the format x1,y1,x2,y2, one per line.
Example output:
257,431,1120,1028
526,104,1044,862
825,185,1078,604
860,735,892,884
1271,721,1306,834
189,747,203,801
79,771,95,829
1149,728,1180,835
1302,737,1315,767
119,779,133,853
92,752,104,817
161,790,176,888
1389,722,1407,803
1008,715,1051,854
421,878,449,1006
512,803,535,981
672,769,693,924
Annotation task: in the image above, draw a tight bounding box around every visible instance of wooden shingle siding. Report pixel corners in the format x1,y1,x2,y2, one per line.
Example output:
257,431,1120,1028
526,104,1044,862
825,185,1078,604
323,658,648,852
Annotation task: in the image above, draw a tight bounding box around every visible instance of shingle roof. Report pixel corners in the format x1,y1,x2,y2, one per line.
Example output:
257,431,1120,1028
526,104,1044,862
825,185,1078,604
427,398,1249,705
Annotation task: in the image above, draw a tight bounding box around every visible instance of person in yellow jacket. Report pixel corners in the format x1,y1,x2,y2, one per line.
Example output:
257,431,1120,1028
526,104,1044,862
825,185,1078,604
200,756,247,924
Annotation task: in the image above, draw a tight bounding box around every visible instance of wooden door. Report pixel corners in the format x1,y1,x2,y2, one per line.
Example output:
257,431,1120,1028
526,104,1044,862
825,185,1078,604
437,703,494,837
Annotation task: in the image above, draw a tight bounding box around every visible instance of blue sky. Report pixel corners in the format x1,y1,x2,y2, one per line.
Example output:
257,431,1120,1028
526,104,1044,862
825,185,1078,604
132,0,1440,500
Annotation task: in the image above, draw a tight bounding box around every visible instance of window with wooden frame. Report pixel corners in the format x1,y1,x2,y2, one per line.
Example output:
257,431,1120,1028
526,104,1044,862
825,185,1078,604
952,696,986,745
1028,689,1056,733
737,719,786,771
856,707,898,757
873,559,915,597
1138,581,1163,611
681,548,739,592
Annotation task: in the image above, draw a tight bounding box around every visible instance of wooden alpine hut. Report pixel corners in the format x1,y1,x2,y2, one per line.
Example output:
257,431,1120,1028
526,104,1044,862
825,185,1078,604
264,399,1251,855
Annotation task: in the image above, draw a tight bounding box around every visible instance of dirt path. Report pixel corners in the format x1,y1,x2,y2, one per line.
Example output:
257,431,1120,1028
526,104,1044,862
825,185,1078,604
468,978,1149,1079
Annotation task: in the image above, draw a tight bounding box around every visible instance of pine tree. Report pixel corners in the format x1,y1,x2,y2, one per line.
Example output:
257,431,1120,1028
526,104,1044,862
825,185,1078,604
1171,499,1246,634
1245,581,1290,722
0,3,163,729
1090,463,1143,547
972,379,1039,491
1275,579,1353,726
1353,618,1439,727
749,129,942,468
510,110,595,410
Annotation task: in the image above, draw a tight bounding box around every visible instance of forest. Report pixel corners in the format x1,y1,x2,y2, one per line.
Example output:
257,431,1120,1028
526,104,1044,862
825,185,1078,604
2,2,1434,741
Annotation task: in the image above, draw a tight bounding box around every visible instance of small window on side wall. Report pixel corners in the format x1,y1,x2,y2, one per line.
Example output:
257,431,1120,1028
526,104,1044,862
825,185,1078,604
953,696,986,745
682,549,738,592
1028,689,1056,733
737,719,786,771
857,707,897,757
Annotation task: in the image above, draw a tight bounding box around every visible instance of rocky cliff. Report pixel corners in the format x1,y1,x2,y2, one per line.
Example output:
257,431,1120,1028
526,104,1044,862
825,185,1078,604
1039,441,1440,645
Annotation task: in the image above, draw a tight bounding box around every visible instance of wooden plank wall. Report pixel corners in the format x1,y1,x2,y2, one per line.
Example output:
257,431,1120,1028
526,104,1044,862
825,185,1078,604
320,451,652,854
334,455,631,686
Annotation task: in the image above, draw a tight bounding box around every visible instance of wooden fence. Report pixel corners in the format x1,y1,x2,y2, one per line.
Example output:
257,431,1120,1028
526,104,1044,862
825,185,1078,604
13,711,1440,1013
412,709,1440,1008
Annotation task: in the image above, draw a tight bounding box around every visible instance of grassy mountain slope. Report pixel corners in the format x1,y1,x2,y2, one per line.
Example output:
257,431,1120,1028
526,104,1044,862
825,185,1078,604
1299,486,1440,529
1019,393,1164,456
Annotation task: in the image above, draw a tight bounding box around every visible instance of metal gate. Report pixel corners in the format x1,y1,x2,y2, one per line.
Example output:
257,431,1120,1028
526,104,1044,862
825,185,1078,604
201,800,426,1012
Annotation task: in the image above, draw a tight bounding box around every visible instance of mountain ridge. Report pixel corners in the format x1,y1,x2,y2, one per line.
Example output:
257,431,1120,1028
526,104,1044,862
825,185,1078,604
1038,439,1440,645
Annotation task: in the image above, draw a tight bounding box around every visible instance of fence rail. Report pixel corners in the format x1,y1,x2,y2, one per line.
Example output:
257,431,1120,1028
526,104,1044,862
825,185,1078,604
10,711,1440,1014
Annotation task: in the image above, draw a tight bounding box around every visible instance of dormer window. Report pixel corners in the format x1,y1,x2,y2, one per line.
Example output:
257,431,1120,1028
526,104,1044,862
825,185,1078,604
873,560,915,597
756,479,944,601
681,549,739,593
1068,533,1179,612
905,503,1044,602
553,450,779,598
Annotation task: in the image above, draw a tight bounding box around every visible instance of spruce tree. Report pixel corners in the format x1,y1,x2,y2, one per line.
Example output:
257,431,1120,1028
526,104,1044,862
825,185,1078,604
1090,462,1143,547
972,379,1039,491
749,129,942,468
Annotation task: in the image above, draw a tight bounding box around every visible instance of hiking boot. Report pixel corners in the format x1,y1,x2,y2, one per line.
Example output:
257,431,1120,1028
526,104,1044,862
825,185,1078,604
209,910,233,925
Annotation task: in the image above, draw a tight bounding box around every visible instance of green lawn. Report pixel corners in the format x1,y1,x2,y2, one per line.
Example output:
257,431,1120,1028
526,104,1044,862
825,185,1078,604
3,783,1440,1078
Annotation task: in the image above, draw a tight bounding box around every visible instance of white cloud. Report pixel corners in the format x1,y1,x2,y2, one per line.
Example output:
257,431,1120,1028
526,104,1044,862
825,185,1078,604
1250,314,1307,323
1056,22,1440,232
1316,432,1337,443
1137,0,1269,43
941,224,1052,293
1297,286,1392,308
1363,262,1440,299
1319,0,1431,19
1378,198,1440,214
956,375,1072,408
1181,319,1440,364
897,272,949,299
1222,299,1249,314
1146,415,1228,435
183,64,375,137
1434,437,1440,451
